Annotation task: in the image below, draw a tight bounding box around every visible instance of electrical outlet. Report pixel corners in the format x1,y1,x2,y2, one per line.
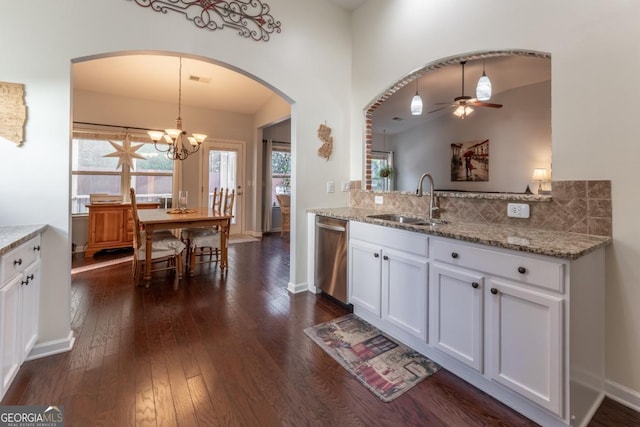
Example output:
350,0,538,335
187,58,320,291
341,181,350,192
507,203,530,218
374,195,384,204
326,181,335,193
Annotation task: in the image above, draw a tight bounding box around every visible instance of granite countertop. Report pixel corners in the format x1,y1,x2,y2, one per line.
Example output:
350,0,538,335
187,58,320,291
0,225,48,256
309,207,611,260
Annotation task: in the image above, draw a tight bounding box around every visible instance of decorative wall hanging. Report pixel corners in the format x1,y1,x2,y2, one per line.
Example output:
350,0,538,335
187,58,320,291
0,81,26,146
317,123,333,160
103,137,146,170
451,139,489,182
129,0,282,42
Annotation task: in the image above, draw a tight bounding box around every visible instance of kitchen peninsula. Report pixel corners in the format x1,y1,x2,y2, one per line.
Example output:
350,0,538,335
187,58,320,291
308,206,610,427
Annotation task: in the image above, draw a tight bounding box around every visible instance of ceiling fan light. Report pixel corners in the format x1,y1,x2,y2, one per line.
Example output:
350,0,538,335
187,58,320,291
476,72,492,101
454,105,474,119
411,92,423,115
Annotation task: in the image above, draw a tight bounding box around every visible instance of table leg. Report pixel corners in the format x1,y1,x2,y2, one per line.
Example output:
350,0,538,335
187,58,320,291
144,225,153,283
220,219,229,274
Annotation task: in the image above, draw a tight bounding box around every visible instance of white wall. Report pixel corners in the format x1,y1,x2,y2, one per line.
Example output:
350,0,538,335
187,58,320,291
382,81,551,193
352,0,640,401
0,0,352,350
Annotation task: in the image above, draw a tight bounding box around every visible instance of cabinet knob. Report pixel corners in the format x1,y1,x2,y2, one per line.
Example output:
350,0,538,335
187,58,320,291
383,255,389,260
490,288,499,295
21,278,29,286
517,266,527,274
28,274,34,281
33,245,41,252
13,258,22,266
471,282,479,289
451,252,459,259
373,253,380,258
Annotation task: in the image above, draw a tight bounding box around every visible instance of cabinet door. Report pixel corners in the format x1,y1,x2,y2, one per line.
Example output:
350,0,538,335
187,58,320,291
487,278,564,416
382,248,428,340
20,260,40,360
430,263,484,372
1,275,22,398
90,208,125,245
349,239,382,316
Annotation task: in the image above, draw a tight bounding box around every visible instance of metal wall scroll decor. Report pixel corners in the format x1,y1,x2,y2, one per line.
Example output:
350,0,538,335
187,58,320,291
129,0,282,41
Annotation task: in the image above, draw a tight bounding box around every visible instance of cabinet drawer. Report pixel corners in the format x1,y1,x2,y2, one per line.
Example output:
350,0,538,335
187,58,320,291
351,221,428,257
1,235,41,284
432,238,564,293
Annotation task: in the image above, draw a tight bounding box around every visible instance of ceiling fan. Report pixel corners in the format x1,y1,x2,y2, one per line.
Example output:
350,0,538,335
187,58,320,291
429,61,503,118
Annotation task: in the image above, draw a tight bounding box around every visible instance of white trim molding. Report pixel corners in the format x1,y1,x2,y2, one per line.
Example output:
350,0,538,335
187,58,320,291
605,379,640,413
287,281,307,294
26,332,75,361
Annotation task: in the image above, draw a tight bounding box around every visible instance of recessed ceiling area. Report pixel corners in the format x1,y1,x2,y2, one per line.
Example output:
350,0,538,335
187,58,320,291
372,55,551,135
73,55,279,116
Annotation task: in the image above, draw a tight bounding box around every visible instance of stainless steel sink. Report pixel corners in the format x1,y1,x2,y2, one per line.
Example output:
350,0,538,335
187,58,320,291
366,213,449,226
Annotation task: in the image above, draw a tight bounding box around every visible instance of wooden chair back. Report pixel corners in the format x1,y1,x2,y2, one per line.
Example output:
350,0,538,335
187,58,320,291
222,189,236,216
129,187,142,250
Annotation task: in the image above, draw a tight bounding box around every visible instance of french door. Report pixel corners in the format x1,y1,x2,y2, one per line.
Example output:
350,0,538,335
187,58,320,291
202,140,245,235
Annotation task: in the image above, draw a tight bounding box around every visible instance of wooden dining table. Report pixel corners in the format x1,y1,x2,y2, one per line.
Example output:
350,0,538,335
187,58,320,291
136,207,233,282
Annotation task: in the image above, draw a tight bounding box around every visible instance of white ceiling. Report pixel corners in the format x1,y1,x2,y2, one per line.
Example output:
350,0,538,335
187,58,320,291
372,55,551,135
73,54,549,136
73,55,278,115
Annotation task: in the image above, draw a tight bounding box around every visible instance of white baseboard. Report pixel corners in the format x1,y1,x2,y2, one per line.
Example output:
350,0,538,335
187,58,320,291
288,281,307,294
605,379,640,413
247,231,263,239
25,332,76,361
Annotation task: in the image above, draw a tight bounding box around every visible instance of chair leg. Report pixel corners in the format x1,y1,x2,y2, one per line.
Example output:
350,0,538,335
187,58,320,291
177,253,183,278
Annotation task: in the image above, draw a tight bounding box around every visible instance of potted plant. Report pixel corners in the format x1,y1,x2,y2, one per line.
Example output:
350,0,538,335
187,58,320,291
379,166,394,178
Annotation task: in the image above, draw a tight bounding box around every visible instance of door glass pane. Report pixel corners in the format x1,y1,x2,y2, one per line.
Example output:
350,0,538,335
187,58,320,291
208,150,237,223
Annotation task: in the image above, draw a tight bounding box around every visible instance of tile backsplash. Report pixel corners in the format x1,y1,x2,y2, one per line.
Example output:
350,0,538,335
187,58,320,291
349,180,612,237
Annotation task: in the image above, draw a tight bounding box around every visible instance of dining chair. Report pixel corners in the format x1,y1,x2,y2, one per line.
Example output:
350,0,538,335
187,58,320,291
186,188,235,274
276,194,290,237
129,188,186,286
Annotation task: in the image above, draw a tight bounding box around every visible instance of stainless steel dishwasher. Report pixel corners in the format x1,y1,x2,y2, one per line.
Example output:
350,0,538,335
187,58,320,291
315,215,349,305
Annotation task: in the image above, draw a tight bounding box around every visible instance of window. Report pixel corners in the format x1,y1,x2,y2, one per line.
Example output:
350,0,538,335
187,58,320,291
271,144,291,206
371,150,394,191
71,131,174,214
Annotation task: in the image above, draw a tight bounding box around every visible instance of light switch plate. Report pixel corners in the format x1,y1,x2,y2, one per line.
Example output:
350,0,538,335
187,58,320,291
341,181,350,192
507,203,530,218
374,195,383,204
326,181,335,193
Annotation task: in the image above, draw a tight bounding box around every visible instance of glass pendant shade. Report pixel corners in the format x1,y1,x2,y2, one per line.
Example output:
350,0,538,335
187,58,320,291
476,71,492,101
411,92,423,115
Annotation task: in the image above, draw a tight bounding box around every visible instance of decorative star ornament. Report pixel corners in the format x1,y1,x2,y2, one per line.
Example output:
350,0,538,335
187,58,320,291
103,137,146,170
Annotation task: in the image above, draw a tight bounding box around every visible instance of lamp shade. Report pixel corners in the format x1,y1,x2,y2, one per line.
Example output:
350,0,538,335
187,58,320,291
476,72,492,101
411,92,423,115
532,168,549,181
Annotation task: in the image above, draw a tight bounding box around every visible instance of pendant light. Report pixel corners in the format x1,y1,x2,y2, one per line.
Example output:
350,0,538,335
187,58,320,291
476,60,492,101
410,77,423,115
148,57,207,160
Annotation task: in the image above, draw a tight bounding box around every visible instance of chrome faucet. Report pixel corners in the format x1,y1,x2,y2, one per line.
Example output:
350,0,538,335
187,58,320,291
417,172,438,220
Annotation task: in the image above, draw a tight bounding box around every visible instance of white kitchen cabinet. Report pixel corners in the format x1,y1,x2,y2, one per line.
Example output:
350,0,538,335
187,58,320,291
0,234,42,400
349,238,382,316
429,262,484,372
432,236,566,418
487,277,563,416
349,221,428,341
382,247,428,340
1,273,21,397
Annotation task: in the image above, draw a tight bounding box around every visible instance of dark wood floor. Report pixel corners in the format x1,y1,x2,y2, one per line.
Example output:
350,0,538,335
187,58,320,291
2,234,638,426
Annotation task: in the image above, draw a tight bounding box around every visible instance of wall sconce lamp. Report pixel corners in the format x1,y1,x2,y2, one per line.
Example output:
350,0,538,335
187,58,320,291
532,168,550,194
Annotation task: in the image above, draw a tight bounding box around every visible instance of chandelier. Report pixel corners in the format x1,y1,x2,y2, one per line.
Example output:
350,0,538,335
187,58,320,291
148,57,207,160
